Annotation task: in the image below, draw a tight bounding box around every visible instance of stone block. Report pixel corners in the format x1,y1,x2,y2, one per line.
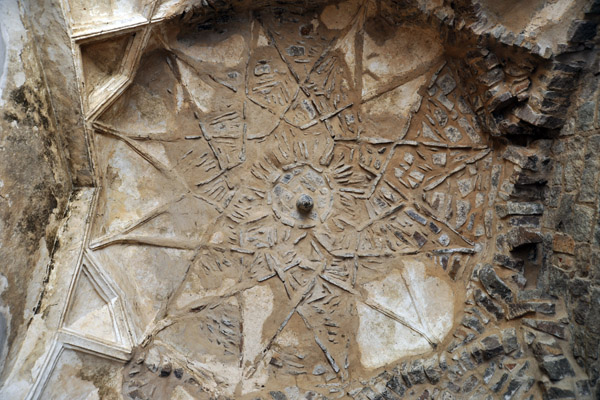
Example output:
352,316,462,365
478,67,504,86
481,334,504,360
502,328,518,354
553,233,575,255
514,104,564,129
423,355,441,384
545,74,578,92
474,288,505,320
569,277,591,298
502,147,544,172
407,359,426,385
270,391,287,400
479,264,514,302
574,299,591,325
460,350,476,370
502,378,525,399
159,361,172,377
470,343,484,364
511,273,527,289
462,375,479,393
173,367,183,379
544,265,569,296
523,319,566,339
569,205,595,242
577,101,595,131
541,355,575,381
436,73,456,95
496,201,544,218
508,215,540,228
568,20,598,43
493,253,524,272
575,380,592,397
506,227,543,250
144,348,161,373
385,376,406,397
491,372,509,392
462,314,485,334
542,386,576,399
480,362,495,386
585,289,600,334
506,302,537,320
579,136,600,203
487,83,514,111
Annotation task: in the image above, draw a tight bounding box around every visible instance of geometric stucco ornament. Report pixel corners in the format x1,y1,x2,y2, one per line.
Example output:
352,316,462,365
19,0,535,398
82,5,495,396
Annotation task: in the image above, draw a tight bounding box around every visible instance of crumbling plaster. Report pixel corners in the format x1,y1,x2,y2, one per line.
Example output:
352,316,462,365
2,0,600,399
0,0,73,387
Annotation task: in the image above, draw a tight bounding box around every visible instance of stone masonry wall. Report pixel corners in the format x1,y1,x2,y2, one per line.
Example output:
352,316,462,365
543,15,600,393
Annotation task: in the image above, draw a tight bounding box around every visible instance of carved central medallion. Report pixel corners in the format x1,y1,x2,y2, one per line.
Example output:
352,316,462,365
296,193,315,213
272,166,332,226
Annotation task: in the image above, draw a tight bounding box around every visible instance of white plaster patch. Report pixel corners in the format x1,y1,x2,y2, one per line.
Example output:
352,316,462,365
364,75,426,117
334,22,358,83
13,71,25,87
65,270,118,343
177,59,215,114
132,141,171,169
360,75,426,141
357,260,454,369
154,0,203,20
362,26,443,99
0,0,26,108
242,284,274,365
255,21,270,47
357,302,429,369
273,328,300,348
241,285,274,395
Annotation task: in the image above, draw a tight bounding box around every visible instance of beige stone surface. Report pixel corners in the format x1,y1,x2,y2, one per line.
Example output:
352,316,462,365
61,4,492,394
1,0,596,398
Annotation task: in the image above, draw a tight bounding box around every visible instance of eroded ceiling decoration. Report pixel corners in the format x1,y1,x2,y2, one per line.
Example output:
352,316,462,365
21,0,588,398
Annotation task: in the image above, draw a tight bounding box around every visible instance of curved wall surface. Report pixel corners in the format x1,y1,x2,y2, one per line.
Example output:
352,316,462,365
1,1,600,399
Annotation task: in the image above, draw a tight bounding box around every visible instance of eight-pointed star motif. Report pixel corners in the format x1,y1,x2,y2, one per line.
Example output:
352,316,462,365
89,5,494,396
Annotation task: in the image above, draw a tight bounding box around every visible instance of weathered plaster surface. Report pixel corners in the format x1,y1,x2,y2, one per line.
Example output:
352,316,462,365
22,0,93,186
2,0,600,399
0,0,71,384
